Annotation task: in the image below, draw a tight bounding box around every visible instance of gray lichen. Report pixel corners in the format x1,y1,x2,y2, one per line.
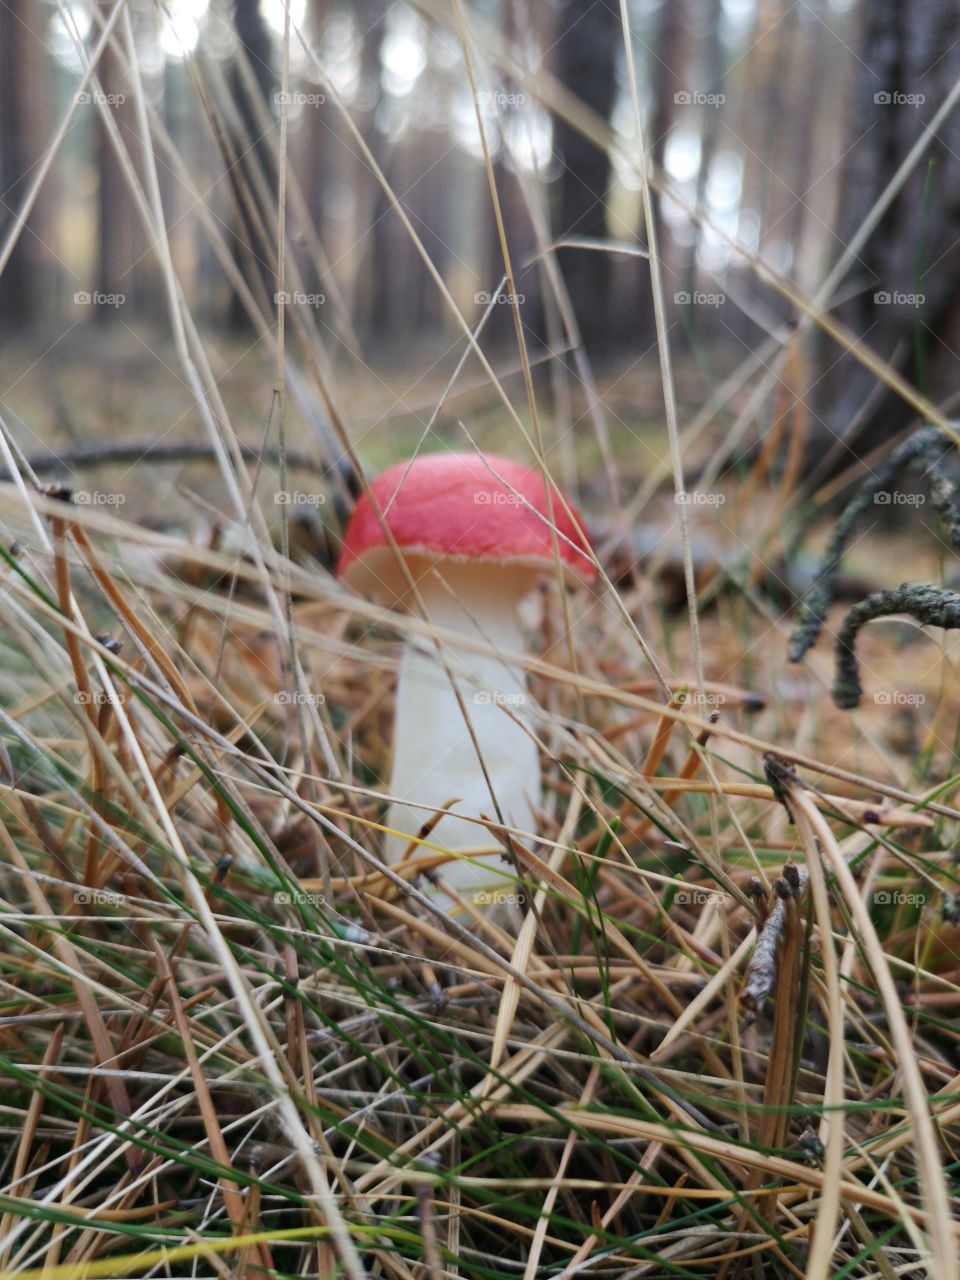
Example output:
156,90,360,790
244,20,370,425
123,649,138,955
787,426,960,708
788,427,960,665
833,583,960,708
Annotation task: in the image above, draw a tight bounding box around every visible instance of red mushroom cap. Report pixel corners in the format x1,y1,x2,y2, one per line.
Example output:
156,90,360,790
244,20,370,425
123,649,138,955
337,452,595,598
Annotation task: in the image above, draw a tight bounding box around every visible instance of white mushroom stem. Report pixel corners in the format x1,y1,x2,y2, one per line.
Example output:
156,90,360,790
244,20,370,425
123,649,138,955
385,563,540,902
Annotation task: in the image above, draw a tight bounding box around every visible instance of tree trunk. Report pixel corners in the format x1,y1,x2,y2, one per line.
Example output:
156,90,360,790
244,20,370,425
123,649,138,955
650,0,685,255
0,0,51,330
551,0,620,354
228,0,275,330
814,0,960,471
355,0,390,339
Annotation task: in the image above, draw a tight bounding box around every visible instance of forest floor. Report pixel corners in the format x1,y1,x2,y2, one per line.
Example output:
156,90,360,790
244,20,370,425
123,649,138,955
2,324,951,786
0,326,958,1279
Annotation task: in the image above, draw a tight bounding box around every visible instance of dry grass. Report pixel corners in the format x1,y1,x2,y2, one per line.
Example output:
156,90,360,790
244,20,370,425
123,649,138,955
1,1,960,1278
0,454,957,1279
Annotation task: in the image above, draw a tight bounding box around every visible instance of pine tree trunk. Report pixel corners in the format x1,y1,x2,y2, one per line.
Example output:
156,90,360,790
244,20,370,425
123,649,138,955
551,0,620,354
0,0,51,329
815,0,960,469
228,0,275,330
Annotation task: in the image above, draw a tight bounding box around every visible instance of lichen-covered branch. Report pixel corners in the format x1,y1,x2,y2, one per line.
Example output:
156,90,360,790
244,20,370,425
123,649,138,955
833,583,960,708
788,427,959,662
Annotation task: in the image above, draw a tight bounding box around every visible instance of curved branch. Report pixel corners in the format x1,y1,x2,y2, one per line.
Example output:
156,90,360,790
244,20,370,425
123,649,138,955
832,582,960,708
789,427,959,662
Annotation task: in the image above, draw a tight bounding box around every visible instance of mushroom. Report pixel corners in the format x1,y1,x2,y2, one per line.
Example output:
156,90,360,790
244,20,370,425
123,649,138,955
337,451,595,904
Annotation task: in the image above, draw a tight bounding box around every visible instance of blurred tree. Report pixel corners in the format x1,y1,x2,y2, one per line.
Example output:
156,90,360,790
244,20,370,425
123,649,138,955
681,0,722,298
783,0,828,264
747,0,793,262
551,0,620,354
650,0,685,252
355,0,390,338
228,0,276,329
299,0,330,296
482,0,540,349
94,0,152,323
814,0,960,476
0,0,51,330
